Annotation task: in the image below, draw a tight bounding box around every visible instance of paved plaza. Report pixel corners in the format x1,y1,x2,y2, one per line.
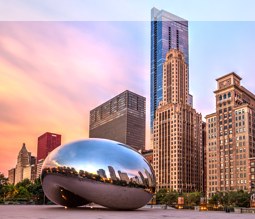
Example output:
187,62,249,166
0,205,255,219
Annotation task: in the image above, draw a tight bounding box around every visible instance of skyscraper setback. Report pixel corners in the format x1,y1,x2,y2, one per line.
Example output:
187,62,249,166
150,7,189,129
37,132,61,162
153,49,203,192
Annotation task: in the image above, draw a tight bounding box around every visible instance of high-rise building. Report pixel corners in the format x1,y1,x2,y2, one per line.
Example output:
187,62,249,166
150,7,189,129
8,168,15,184
15,143,31,184
206,72,255,197
37,132,61,162
89,90,146,151
153,49,203,192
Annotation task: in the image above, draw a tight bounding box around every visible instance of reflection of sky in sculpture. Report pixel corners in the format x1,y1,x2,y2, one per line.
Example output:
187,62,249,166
43,138,154,184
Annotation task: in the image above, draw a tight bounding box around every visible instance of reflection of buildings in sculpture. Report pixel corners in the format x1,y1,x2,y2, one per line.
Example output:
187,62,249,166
8,168,15,184
130,176,141,184
118,171,130,183
144,169,153,187
36,159,44,179
14,143,32,184
97,169,107,178
138,171,147,186
108,166,118,181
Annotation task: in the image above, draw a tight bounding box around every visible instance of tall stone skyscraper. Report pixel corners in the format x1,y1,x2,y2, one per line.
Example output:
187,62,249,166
150,7,190,130
15,143,31,184
206,72,255,197
153,49,203,192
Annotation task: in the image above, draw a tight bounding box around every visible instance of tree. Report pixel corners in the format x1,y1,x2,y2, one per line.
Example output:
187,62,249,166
228,190,250,207
2,184,18,201
156,189,167,204
0,172,8,196
15,186,30,201
209,191,250,208
16,178,31,189
29,178,45,204
208,193,219,206
184,192,201,206
162,191,178,206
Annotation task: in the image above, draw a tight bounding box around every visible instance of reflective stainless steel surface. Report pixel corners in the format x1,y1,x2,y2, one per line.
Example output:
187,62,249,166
41,138,156,210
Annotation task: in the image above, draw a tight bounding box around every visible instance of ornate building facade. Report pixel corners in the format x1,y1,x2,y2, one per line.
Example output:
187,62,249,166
153,49,203,192
206,72,255,197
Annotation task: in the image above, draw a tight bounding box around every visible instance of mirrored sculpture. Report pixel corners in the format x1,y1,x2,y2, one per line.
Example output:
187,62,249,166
41,138,156,210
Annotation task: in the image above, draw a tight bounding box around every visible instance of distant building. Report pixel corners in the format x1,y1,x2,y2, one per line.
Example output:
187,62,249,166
23,164,37,182
37,132,61,162
30,156,36,165
89,90,146,151
8,168,15,184
23,165,32,180
15,143,31,184
206,72,255,197
30,164,37,181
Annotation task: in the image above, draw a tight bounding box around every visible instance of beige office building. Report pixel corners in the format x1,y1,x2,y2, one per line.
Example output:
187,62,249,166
206,72,255,197
153,49,203,192
15,143,31,184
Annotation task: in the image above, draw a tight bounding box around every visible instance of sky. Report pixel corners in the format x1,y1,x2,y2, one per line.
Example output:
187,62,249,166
1,0,255,176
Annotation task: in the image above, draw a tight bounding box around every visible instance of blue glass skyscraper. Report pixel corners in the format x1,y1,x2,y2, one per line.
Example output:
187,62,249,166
150,7,189,129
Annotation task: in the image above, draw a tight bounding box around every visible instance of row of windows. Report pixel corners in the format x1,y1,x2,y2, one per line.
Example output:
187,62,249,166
235,109,245,114
208,117,216,123
219,92,231,101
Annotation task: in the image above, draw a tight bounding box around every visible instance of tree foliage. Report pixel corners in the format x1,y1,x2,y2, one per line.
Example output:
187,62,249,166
0,173,44,204
156,189,252,208
209,190,250,207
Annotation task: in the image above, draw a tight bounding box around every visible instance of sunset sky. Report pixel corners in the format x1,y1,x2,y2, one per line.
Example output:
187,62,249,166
1,0,255,176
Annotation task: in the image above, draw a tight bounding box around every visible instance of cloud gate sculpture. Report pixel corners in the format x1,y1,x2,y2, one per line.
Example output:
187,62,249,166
41,138,156,210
